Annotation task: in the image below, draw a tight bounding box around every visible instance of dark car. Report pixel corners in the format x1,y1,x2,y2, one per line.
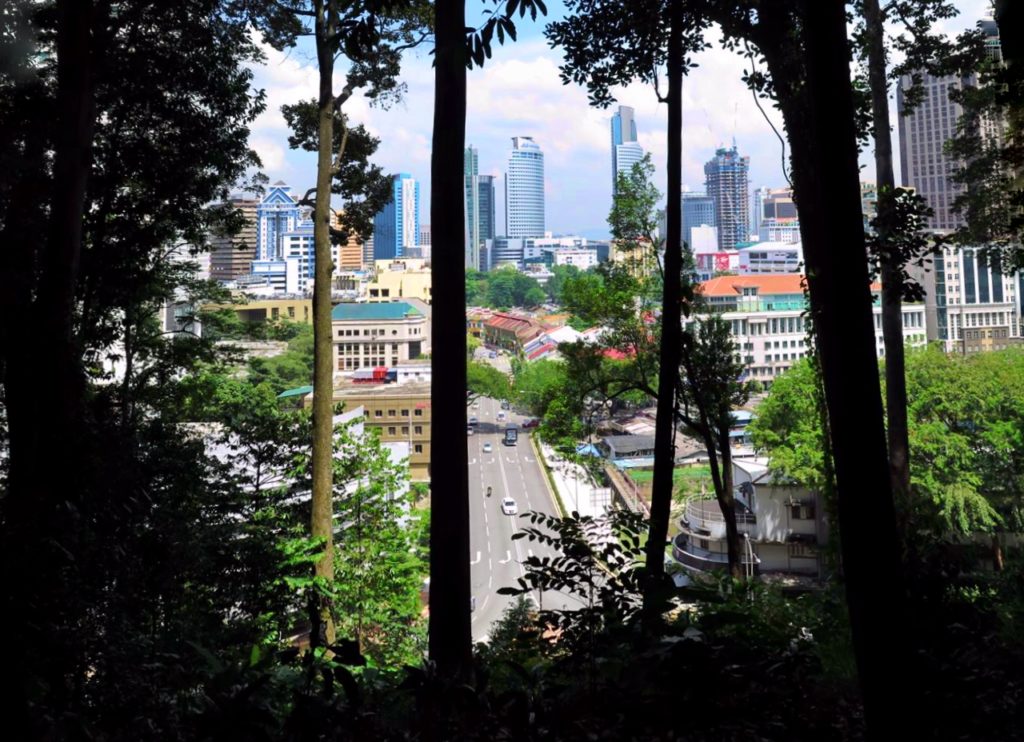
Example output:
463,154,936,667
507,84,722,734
522,418,540,429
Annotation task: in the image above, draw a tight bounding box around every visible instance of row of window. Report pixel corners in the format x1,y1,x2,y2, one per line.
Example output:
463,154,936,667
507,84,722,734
381,425,424,436
338,343,398,354
338,357,398,370
369,407,424,418
337,328,401,337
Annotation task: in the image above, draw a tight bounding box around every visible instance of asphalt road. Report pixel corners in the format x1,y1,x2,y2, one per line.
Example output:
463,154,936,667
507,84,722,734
467,396,582,641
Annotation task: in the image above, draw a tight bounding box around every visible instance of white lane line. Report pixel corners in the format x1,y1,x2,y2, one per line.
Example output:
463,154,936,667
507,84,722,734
471,551,481,565
499,550,512,564
486,525,490,538
470,458,476,466
488,575,493,588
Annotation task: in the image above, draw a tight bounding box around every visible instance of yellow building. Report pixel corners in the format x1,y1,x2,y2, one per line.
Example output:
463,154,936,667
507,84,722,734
205,296,313,325
367,258,432,303
332,381,432,481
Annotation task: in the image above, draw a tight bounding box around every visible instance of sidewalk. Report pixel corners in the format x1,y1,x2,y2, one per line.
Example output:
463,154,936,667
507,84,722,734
537,441,612,519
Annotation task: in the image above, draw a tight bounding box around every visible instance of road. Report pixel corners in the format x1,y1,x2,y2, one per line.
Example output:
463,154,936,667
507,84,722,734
467,395,582,641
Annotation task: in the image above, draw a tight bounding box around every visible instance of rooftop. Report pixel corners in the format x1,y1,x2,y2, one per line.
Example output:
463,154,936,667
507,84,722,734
331,301,423,321
699,274,807,298
602,434,657,455
334,380,432,398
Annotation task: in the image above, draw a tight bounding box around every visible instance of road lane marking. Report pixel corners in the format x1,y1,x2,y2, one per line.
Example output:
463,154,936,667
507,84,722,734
499,550,512,564
471,551,481,565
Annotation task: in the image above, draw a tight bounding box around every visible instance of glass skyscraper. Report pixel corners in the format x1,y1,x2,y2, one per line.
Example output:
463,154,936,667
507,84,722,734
611,105,644,195
256,181,302,261
373,173,420,260
682,192,716,249
505,136,545,238
464,147,496,270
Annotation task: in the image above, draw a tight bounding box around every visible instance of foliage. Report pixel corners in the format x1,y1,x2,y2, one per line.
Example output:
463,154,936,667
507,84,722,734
246,323,315,393
467,360,511,403
513,358,566,417
751,349,1024,543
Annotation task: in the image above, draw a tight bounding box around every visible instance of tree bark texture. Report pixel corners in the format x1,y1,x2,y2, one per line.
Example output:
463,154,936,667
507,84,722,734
310,0,338,649
863,0,913,519
763,0,911,732
644,0,684,600
428,0,472,678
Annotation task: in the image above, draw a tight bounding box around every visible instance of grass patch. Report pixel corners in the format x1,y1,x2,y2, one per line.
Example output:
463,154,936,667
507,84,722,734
627,465,712,500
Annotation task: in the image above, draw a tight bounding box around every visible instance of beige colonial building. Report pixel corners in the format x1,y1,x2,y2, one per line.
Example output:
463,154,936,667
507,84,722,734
331,301,428,373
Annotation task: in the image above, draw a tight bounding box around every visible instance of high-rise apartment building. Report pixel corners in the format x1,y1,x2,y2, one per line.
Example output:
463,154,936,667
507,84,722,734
209,196,258,282
256,182,302,261
373,173,420,260
682,191,716,249
611,105,645,195
505,136,545,238
897,18,1002,230
704,144,750,251
463,147,494,269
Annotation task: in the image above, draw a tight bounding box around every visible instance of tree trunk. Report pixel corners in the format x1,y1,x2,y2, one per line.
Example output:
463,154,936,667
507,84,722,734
428,0,472,678
309,0,337,649
863,0,913,522
644,0,684,605
768,0,911,733
698,422,741,579
992,533,1005,572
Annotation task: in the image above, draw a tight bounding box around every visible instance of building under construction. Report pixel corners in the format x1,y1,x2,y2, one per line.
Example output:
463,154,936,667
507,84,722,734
704,144,750,251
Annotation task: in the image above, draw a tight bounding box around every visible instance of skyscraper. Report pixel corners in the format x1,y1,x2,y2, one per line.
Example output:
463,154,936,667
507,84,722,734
681,191,716,249
505,136,545,238
209,196,258,282
478,175,496,244
464,147,485,270
373,173,420,260
611,105,645,195
256,181,302,261
704,144,750,251
897,18,1002,231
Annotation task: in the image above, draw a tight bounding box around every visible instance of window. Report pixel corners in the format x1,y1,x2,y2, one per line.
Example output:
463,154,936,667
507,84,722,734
374,410,383,418
401,426,409,435
271,308,279,319
788,542,817,559
414,425,423,434
387,426,397,435
414,444,423,454
414,409,423,417
288,307,295,318
388,409,396,417
400,409,409,417
790,502,816,520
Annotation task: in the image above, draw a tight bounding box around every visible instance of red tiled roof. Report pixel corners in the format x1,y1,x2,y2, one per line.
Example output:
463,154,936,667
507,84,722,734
527,342,557,361
699,273,883,298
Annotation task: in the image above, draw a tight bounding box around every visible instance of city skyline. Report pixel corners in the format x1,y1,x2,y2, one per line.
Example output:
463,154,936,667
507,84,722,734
245,1,987,237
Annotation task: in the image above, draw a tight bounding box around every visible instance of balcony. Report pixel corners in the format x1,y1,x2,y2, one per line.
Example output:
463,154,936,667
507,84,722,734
681,497,756,540
672,534,759,575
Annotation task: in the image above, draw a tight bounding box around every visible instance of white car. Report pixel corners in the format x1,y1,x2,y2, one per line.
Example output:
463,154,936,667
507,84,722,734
483,442,492,453
501,497,518,516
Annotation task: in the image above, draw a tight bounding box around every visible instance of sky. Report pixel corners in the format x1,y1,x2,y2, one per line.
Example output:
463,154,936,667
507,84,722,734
246,0,992,240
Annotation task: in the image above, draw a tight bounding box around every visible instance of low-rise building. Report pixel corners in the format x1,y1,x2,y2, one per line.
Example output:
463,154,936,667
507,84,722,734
698,274,927,384
332,381,432,481
737,241,803,274
672,457,829,580
366,258,432,303
483,312,546,352
332,301,428,374
599,435,656,464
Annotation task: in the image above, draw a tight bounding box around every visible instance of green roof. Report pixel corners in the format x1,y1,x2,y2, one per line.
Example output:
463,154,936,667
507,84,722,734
278,385,313,399
331,301,423,321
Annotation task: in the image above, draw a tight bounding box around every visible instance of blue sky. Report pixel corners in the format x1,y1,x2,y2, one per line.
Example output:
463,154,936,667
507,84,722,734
247,0,990,239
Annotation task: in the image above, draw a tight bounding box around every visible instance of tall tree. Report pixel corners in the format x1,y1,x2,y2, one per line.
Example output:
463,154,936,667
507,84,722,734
430,0,471,677
548,0,708,607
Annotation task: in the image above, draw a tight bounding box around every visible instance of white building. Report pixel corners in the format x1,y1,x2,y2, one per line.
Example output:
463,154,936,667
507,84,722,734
699,274,927,384
672,457,828,580
689,224,719,254
737,242,803,274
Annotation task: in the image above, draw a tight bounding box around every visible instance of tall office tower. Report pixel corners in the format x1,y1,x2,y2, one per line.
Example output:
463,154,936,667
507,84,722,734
505,136,545,237
704,143,751,251
256,182,302,260
897,18,1002,231
611,105,645,195
372,173,420,260
478,175,496,243
756,187,799,241
681,191,716,248
209,196,258,282
464,146,481,269
751,187,767,237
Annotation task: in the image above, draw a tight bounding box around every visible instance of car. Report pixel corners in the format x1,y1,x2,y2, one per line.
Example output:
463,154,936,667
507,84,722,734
501,497,518,516
489,351,497,359
497,411,506,421
467,425,474,435
500,400,510,410
483,442,492,453
522,418,540,429
469,416,478,426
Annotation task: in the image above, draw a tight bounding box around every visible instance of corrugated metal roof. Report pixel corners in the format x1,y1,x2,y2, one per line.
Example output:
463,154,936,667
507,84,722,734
331,301,423,321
